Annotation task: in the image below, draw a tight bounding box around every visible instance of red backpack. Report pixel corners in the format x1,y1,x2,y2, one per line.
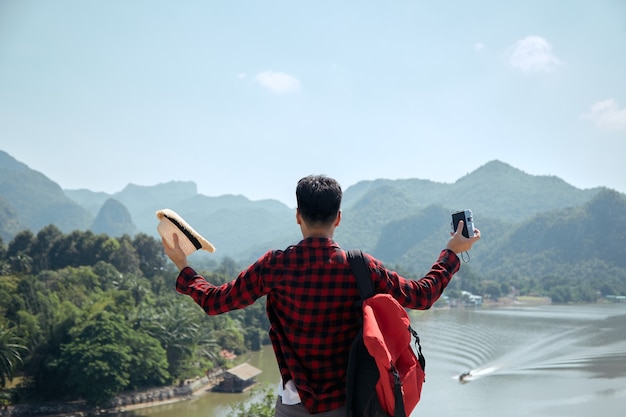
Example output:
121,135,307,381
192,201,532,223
346,250,426,417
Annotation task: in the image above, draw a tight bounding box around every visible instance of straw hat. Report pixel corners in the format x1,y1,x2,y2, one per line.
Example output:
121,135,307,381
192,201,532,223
156,209,216,255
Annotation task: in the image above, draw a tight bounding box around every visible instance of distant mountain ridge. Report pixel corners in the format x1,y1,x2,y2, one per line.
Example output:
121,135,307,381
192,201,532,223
1,149,622,283
341,160,597,221
91,198,137,237
0,150,92,237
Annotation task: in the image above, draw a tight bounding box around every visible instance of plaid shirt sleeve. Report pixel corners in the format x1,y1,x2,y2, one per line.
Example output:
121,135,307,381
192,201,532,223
369,248,460,309
175,261,269,315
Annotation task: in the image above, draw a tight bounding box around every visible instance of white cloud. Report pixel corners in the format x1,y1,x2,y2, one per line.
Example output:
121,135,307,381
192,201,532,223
509,35,562,73
474,42,485,52
255,71,301,94
583,99,626,132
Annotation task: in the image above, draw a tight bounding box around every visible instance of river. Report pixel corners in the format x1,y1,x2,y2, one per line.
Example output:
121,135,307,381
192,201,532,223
119,303,626,417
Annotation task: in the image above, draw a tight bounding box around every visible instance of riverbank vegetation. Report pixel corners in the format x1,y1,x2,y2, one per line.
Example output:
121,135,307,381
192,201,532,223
0,225,623,408
0,227,269,407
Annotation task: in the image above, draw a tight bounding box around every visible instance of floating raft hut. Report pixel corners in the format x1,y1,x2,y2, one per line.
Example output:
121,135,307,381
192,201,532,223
212,363,263,393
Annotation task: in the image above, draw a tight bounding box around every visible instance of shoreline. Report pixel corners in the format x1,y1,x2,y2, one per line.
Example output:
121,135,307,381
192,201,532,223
110,375,219,413
109,378,216,414
0,372,224,417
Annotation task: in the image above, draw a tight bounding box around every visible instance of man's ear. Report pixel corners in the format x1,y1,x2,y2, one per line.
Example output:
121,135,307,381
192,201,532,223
296,208,302,225
334,210,342,227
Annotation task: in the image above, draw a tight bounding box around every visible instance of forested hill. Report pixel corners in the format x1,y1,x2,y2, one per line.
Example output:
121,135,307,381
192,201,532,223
0,151,92,237
340,159,597,222
1,149,625,289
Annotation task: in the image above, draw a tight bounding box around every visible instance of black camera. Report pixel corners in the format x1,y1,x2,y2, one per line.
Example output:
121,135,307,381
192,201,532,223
451,210,475,238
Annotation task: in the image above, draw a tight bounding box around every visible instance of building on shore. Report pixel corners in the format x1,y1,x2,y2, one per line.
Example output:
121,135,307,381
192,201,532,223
212,363,262,393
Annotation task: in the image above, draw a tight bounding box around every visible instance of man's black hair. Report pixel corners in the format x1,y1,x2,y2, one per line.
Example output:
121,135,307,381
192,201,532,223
296,175,342,226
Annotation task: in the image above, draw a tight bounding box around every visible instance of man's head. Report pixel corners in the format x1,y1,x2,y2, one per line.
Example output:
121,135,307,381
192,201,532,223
296,175,342,227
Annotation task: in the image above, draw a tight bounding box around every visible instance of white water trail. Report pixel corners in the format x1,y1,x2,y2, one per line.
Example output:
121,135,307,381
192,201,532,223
454,326,584,382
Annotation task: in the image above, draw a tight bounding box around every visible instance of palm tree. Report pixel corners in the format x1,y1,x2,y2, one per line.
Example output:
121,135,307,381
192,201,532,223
0,324,28,387
143,301,202,377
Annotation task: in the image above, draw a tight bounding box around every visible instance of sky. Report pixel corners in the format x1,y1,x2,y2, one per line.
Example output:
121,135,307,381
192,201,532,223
1,0,625,208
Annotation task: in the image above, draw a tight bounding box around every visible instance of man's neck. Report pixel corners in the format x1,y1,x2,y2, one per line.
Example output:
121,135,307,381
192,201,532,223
303,231,333,239
301,225,335,239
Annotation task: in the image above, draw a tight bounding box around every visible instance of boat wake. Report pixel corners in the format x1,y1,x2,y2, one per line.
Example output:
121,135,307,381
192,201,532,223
445,311,626,384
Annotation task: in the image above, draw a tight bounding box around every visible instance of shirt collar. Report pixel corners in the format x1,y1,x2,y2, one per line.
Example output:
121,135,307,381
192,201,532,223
298,236,339,248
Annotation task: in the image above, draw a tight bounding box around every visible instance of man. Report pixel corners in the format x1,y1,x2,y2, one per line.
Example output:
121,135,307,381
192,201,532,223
162,175,480,416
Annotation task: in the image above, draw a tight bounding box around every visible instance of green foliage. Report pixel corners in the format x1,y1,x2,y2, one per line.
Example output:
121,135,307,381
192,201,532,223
132,233,166,278
143,300,202,378
214,328,246,355
56,310,170,405
57,311,134,404
0,275,24,323
227,384,277,417
29,225,63,272
337,185,419,250
0,228,234,404
0,324,28,388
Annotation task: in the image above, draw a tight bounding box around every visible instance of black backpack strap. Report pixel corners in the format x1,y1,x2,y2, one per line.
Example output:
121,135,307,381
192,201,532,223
409,325,426,374
345,249,375,417
347,249,374,300
392,365,406,417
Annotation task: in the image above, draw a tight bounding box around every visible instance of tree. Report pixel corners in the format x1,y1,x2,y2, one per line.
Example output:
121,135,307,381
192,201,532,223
126,329,171,390
214,328,246,355
132,233,166,278
0,235,6,260
92,261,123,291
47,230,115,270
108,235,141,275
7,230,34,259
0,324,28,388
29,225,63,273
483,281,502,300
6,230,35,273
48,232,81,270
15,310,41,350
456,266,483,296
217,256,239,277
143,300,203,379
57,311,134,405
549,285,572,304
8,254,33,275
26,300,82,400
0,275,24,323
58,311,171,404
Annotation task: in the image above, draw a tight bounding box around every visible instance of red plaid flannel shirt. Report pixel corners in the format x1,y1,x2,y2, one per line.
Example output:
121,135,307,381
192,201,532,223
176,237,460,413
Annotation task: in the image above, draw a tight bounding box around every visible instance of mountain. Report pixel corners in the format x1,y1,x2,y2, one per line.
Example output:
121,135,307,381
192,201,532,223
0,195,23,243
91,198,137,237
0,150,618,273
480,189,626,276
146,193,298,260
341,161,599,222
0,150,93,241
333,160,605,273
66,184,297,260
63,188,114,217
